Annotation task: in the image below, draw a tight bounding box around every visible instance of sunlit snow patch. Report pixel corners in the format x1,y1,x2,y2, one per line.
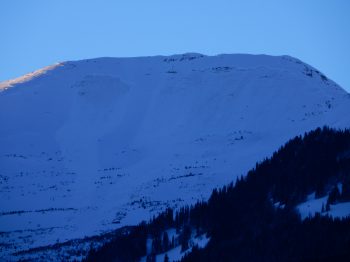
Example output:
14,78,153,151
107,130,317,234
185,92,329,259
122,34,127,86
0,63,63,91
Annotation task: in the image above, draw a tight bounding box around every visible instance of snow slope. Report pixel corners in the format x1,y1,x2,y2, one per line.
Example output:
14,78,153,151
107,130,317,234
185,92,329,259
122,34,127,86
297,187,350,219
1,53,350,260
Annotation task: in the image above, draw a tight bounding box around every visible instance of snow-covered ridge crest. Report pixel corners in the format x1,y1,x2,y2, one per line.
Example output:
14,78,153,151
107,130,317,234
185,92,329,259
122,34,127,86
0,63,63,91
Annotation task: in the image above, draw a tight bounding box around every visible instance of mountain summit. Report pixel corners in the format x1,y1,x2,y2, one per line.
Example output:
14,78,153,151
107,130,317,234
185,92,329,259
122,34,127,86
1,53,350,260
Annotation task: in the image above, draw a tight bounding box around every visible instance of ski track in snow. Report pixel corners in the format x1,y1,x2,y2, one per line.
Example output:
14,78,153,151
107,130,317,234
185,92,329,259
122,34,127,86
1,53,350,260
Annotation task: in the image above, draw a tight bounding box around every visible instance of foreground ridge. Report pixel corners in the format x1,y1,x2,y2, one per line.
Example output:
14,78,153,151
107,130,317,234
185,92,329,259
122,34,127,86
86,127,350,262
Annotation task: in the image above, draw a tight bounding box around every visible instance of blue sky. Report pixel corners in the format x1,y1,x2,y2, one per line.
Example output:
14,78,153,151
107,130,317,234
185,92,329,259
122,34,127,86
1,0,349,92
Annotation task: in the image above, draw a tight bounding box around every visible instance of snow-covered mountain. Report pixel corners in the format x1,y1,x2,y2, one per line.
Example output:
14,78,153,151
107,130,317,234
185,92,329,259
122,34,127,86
1,53,350,260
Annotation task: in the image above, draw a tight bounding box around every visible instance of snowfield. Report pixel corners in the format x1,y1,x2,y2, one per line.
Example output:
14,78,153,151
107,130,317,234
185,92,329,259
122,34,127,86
297,186,350,219
1,53,350,260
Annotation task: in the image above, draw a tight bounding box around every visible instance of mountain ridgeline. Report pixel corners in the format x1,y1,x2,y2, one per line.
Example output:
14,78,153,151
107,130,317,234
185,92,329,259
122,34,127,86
2,54,350,258
85,127,350,262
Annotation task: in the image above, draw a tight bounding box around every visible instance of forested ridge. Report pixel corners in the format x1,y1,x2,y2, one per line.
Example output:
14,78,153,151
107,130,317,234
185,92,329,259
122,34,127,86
85,127,350,262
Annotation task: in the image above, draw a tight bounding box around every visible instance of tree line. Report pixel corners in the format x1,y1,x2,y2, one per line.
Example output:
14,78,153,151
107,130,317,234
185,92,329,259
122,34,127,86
85,126,350,262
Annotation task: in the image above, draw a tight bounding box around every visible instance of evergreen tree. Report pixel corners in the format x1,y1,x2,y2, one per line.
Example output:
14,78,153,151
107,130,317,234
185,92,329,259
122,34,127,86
328,185,341,205
162,232,170,251
180,226,191,252
164,253,169,262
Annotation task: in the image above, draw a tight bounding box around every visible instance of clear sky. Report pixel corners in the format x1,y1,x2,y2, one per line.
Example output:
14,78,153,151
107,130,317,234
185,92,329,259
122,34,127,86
1,0,349,92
